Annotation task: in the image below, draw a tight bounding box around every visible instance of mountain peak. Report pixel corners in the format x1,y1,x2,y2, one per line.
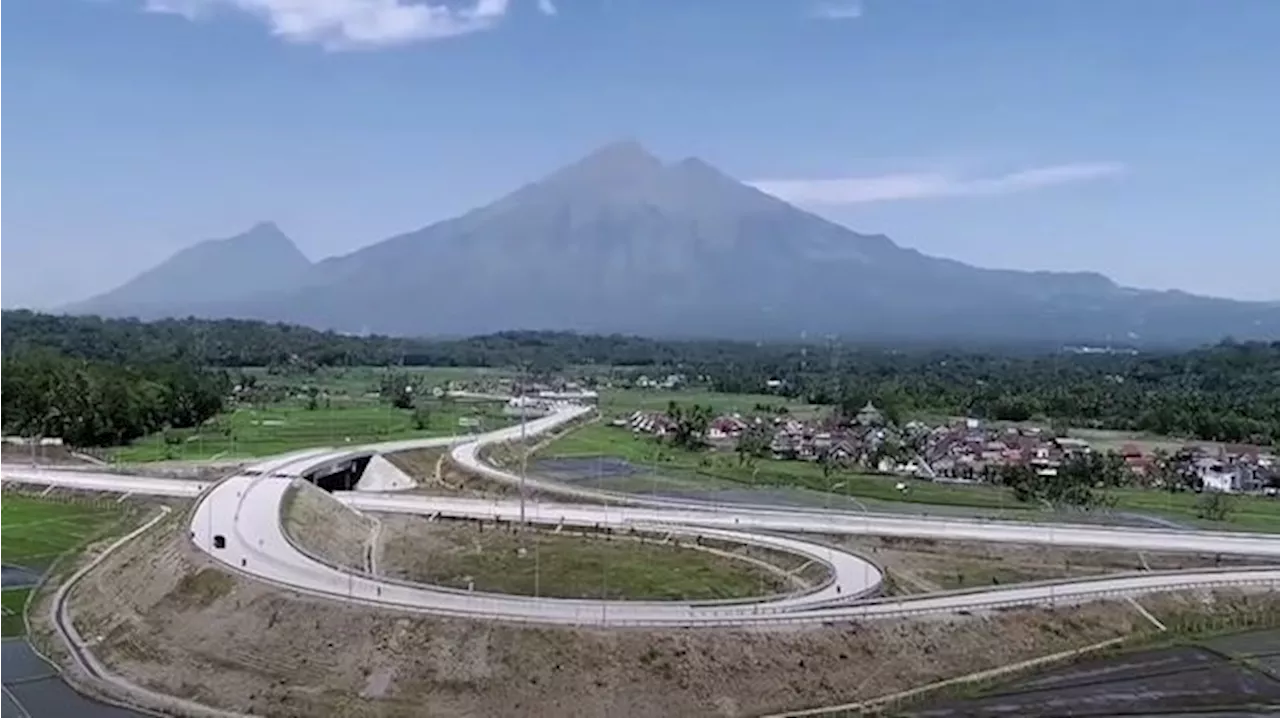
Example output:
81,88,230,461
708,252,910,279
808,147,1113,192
671,155,720,174
543,140,665,189
227,221,299,250
584,139,661,167
243,220,285,237
63,222,312,317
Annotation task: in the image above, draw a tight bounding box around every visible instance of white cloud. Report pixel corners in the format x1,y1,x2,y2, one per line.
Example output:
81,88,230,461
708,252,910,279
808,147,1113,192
749,162,1126,205
142,0,519,49
536,0,556,15
811,0,863,20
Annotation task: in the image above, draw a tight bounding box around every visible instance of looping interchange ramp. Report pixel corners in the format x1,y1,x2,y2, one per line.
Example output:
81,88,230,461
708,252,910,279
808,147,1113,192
4,405,1279,628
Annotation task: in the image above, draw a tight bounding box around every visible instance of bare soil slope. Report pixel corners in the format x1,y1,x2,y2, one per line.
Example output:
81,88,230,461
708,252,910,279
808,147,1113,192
280,479,377,571
842,535,1280,594
60,514,1266,718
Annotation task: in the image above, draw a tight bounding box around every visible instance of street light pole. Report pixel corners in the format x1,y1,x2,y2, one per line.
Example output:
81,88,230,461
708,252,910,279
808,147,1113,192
519,402,528,525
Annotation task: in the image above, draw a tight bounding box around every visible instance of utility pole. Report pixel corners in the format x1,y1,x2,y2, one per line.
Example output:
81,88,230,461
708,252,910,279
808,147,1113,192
599,453,609,624
519,362,529,525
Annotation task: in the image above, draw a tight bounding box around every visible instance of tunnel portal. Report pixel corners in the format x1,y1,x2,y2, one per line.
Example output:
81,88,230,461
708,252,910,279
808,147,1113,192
302,455,373,492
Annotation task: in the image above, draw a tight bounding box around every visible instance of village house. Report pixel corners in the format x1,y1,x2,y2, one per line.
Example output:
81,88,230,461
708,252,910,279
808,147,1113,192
606,404,1280,490
923,423,1073,481
621,411,676,436
1194,456,1243,493
632,374,686,390
707,415,748,441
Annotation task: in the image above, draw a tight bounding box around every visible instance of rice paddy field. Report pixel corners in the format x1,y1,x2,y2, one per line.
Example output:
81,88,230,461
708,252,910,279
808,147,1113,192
108,366,515,463
599,387,824,418
0,494,130,636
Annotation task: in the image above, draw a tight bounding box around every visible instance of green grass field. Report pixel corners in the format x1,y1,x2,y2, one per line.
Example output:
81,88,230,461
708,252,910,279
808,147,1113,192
600,387,823,418
542,423,1026,509
108,365,516,463
1,494,130,636
110,367,815,463
237,365,516,393
380,523,788,600
539,423,1280,531
110,398,513,463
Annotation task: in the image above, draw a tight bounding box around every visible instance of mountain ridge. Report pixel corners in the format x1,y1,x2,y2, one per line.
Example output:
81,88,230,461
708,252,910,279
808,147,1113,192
59,143,1280,345
64,221,313,318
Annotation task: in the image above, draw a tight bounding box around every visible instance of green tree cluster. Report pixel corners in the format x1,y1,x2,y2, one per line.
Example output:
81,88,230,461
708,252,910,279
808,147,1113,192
378,372,421,410
735,421,773,467
664,401,713,451
998,451,1128,510
1,351,228,447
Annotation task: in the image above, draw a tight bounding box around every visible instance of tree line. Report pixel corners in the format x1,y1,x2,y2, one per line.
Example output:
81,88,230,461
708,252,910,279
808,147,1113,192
711,342,1280,446
0,311,706,369
5,310,1278,446
1,350,228,448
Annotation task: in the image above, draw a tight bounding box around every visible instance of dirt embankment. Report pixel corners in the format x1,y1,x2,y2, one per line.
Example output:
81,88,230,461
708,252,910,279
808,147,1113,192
842,535,1280,594
384,447,448,488
381,413,599,501
280,479,376,571
61,513,1277,718
381,444,526,499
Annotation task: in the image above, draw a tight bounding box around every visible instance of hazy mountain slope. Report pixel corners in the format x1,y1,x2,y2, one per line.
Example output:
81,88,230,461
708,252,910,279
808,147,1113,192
64,222,312,319
64,144,1280,344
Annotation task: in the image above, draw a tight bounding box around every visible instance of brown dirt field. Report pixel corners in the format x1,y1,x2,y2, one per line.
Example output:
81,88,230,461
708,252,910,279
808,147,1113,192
61,513,1269,718
381,444,527,499
1142,590,1280,628
375,515,802,600
837,535,1280,594
384,447,451,490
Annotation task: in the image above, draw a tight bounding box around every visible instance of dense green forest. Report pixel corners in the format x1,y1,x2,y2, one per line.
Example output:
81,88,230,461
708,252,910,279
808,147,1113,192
4,311,1279,446
0,311,1072,368
708,342,1280,445
0,310,700,368
1,349,229,447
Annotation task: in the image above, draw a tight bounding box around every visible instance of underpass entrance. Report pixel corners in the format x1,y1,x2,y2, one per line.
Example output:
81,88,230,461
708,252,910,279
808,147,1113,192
303,455,373,492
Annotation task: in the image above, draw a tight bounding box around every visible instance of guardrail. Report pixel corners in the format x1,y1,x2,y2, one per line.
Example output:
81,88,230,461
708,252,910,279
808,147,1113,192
202,479,1280,627
252,573,1278,630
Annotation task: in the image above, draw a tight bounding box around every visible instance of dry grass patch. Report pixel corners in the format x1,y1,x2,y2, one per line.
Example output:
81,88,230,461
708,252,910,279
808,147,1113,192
375,515,800,600
838,535,1280,594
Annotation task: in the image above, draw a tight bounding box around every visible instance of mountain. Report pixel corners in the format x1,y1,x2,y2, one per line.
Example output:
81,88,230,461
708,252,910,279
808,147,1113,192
64,143,1280,345
64,222,312,319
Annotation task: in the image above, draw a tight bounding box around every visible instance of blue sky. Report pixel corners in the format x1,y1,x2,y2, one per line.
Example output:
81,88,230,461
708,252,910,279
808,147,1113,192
4,0,1278,308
